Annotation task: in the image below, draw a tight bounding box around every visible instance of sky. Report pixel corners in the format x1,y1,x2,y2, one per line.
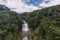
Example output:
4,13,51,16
0,0,60,13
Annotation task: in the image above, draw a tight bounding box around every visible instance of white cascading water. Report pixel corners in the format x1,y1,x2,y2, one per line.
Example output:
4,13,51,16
22,20,29,40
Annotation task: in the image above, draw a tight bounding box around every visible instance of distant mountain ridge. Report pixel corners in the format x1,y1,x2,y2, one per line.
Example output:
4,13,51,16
0,5,10,11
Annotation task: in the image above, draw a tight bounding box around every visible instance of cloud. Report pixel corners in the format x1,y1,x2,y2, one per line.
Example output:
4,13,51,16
0,0,40,13
22,0,30,2
0,0,60,13
39,0,60,7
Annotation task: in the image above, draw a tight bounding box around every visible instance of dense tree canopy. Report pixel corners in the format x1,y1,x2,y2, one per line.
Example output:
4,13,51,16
21,5,60,40
0,5,23,40
0,4,60,40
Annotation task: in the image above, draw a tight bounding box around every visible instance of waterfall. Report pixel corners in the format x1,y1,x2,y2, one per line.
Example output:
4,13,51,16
22,20,29,32
23,37,28,40
22,20,29,40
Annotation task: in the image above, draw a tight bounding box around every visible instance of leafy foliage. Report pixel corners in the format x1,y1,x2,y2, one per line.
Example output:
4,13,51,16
0,4,60,40
21,5,60,40
0,5,23,40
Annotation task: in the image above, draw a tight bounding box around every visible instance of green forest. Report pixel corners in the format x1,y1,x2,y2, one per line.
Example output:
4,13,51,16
0,4,60,40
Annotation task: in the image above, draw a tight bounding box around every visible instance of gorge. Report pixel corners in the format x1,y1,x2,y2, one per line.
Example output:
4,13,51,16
0,4,60,40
